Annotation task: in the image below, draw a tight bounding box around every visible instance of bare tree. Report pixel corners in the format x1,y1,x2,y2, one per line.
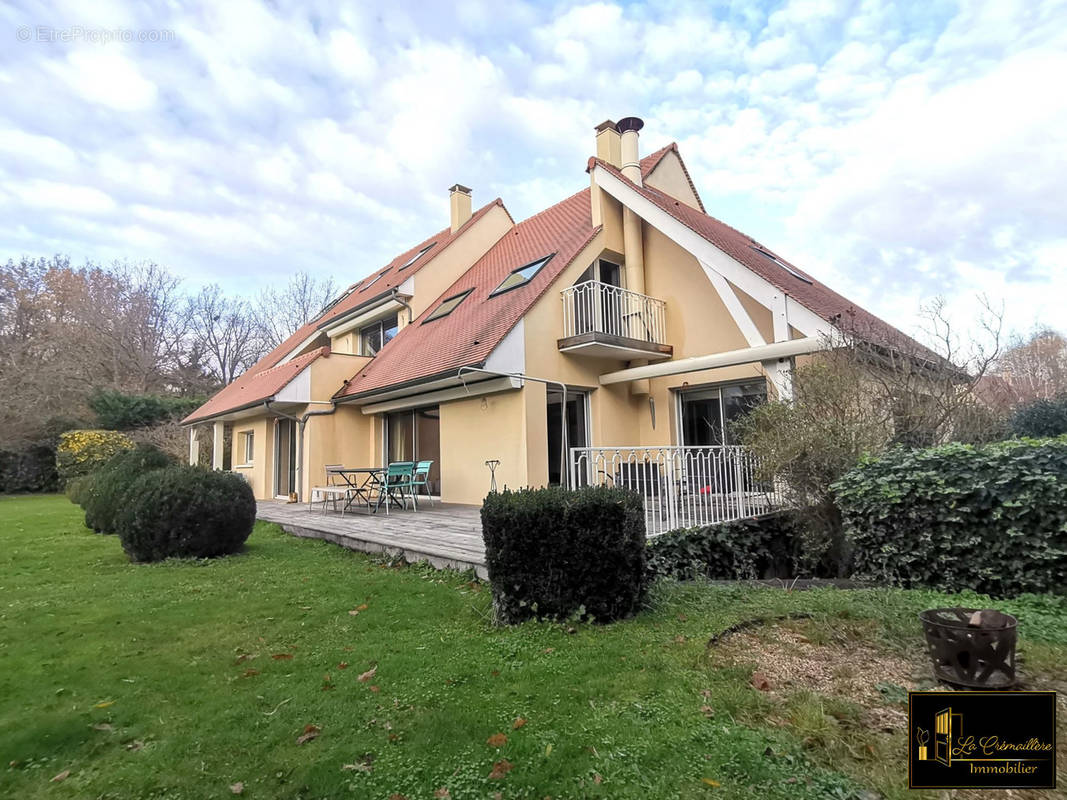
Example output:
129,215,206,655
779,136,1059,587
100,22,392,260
187,284,263,385
992,327,1067,404
253,271,336,350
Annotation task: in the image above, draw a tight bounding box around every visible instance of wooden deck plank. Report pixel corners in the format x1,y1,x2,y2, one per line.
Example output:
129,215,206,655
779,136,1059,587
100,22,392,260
256,501,488,577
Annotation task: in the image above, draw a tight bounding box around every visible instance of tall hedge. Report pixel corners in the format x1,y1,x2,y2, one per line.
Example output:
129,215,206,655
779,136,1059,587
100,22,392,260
1010,395,1067,438
116,466,256,562
55,429,134,483
89,389,205,431
833,438,1067,596
481,486,647,624
81,444,174,534
0,444,59,494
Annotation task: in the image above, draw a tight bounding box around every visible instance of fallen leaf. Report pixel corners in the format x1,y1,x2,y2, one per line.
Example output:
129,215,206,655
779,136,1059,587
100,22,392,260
751,672,772,692
593,773,603,784
349,603,370,616
388,795,407,800
241,668,260,678
93,700,114,709
296,724,321,745
271,653,294,661
51,770,70,782
673,635,687,644
358,665,377,682
543,648,554,654
700,705,715,718
234,654,252,664
338,661,349,669
486,733,508,747
434,788,451,798
488,759,513,779
700,689,712,699
677,613,688,621
369,685,381,693
545,743,553,757
126,740,144,751
230,781,244,794
512,717,527,730
91,722,114,732
341,753,375,773
701,777,721,787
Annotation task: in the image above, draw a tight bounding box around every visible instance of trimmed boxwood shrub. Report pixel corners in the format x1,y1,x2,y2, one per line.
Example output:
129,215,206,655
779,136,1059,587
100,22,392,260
481,486,647,624
82,445,174,534
116,466,256,562
647,511,805,581
0,444,59,494
55,429,134,483
833,437,1067,596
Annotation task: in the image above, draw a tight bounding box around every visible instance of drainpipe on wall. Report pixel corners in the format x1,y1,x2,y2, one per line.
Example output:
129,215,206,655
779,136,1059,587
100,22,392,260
456,366,571,490
264,399,340,503
391,288,414,324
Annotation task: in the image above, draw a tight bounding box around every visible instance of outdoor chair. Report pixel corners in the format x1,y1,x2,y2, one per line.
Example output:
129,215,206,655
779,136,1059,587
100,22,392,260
376,461,416,514
411,460,435,507
310,464,350,516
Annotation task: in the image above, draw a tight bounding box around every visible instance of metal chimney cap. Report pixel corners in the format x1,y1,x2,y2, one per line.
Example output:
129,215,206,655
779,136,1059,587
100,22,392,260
616,116,644,133
448,184,472,195
594,119,618,132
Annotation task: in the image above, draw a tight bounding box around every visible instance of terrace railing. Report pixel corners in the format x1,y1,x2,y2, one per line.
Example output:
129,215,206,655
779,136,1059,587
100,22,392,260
569,445,786,536
561,280,667,345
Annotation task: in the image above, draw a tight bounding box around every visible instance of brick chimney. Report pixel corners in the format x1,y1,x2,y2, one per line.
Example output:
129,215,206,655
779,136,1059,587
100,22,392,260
594,120,621,167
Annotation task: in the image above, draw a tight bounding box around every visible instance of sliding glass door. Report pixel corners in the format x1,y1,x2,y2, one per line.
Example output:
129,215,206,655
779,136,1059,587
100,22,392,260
274,418,297,497
385,406,441,493
678,381,766,446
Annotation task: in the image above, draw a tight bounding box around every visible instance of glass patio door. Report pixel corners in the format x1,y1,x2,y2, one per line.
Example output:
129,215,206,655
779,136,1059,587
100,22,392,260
546,389,588,486
274,418,297,497
385,406,440,493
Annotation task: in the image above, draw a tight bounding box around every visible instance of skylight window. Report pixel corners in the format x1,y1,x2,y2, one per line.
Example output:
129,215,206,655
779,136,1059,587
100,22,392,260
363,269,389,290
423,289,474,323
319,281,362,315
749,246,813,284
398,242,436,271
489,254,554,296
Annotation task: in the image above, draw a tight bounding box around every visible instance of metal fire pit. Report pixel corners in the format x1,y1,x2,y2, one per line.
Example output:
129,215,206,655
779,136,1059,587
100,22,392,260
919,608,1017,688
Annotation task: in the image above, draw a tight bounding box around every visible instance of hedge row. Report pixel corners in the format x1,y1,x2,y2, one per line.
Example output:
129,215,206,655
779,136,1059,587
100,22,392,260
81,445,174,534
481,486,647,623
833,437,1067,597
0,444,58,494
646,511,805,581
55,429,134,483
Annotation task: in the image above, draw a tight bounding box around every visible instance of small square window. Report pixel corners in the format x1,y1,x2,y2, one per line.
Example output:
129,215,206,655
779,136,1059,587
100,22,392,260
424,289,474,323
490,254,553,296
243,431,254,463
360,314,399,356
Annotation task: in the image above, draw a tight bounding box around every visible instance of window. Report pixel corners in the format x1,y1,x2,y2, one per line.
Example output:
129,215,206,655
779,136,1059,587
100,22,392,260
749,246,813,284
423,289,474,323
363,269,389,291
242,431,255,464
319,281,362,315
489,254,554,296
398,242,436,271
678,381,766,446
360,314,399,356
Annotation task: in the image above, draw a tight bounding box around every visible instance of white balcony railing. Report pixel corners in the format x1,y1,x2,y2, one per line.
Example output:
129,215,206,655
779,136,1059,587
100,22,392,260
560,281,667,345
570,445,786,536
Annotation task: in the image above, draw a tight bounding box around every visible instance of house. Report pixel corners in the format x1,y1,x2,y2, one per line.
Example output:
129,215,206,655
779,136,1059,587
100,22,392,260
183,117,915,525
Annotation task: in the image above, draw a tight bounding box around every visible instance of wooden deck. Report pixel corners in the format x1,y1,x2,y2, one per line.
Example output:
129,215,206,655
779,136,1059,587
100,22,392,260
256,500,487,577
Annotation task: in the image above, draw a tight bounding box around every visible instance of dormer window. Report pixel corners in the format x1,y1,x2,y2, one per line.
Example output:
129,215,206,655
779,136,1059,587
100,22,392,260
360,314,399,356
490,254,554,297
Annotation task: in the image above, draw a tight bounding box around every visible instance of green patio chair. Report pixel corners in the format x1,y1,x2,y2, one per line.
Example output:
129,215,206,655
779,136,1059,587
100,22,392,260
377,461,415,514
412,460,435,508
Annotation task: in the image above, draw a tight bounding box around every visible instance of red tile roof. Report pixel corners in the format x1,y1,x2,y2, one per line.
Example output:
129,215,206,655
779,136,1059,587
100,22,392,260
337,189,599,398
245,198,509,375
183,346,330,424
591,157,929,355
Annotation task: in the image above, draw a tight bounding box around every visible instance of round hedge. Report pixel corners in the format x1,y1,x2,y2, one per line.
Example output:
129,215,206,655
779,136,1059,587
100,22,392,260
116,466,256,562
82,444,174,534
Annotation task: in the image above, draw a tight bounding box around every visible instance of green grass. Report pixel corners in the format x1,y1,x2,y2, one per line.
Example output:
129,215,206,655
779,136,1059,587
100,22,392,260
1,495,1063,799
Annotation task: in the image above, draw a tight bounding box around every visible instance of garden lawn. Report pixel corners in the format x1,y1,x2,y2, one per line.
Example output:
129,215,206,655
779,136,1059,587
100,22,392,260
1,495,1064,799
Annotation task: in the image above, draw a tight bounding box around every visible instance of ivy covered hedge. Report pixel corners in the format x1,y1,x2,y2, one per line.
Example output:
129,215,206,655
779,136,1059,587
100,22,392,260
833,437,1067,596
481,486,647,624
647,512,809,581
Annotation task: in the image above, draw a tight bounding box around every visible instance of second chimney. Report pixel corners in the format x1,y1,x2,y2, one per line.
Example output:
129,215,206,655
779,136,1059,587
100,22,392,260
617,116,644,185
449,184,472,232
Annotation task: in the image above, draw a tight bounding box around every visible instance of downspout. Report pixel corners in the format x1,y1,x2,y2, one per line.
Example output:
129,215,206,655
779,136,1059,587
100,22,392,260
265,398,340,503
457,366,571,490
392,288,414,324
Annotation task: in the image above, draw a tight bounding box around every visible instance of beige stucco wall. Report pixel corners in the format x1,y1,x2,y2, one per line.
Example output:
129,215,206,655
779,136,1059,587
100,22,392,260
644,150,702,210
231,416,273,498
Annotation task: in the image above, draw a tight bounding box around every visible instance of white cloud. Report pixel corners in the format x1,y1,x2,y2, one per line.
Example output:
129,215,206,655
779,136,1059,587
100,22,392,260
47,49,158,112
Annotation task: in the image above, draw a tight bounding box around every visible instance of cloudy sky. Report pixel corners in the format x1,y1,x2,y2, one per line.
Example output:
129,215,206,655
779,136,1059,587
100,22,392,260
2,0,1065,342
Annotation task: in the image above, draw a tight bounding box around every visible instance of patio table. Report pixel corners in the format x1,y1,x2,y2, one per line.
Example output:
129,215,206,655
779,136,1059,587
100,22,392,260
325,467,386,515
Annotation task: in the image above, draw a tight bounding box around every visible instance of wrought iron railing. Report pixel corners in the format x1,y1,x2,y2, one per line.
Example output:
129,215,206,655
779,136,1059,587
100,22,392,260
560,281,667,345
569,445,786,536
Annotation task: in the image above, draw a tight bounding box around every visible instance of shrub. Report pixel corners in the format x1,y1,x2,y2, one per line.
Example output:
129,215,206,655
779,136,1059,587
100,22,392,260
0,444,59,494
89,389,205,431
116,466,256,562
1010,395,1067,438
833,437,1067,597
55,429,134,483
82,445,174,534
647,512,808,581
481,486,647,624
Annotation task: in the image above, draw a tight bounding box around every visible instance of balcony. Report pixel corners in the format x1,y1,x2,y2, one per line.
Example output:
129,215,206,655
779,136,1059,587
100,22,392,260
558,281,672,360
